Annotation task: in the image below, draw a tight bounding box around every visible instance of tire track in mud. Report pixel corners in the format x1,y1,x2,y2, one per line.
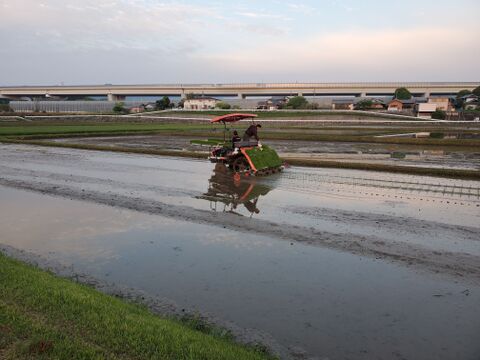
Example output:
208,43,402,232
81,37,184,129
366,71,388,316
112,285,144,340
273,171,480,200
0,165,199,199
287,206,480,243
1,175,479,284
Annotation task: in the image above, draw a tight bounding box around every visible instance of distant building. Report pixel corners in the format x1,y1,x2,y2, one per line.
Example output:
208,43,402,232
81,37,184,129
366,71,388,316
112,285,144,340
462,94,479,103
331,98,355,110
387,99,416,112
332,97,389,111
462,94,479,110
353,98,388,110
256,101,268,110
129,106,144,113
369,98,388,110
184,97,219,110
427,97,454,112
416,103,437,118
464,101,479,110
128,103,156,113
257,96,287,110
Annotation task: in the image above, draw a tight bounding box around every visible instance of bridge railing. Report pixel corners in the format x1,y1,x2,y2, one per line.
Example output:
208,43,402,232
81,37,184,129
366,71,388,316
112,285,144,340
1,82,478,91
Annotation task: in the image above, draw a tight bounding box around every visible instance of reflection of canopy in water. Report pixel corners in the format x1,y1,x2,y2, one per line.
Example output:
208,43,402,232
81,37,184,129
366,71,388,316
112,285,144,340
196,164,272,215
206,180,270,203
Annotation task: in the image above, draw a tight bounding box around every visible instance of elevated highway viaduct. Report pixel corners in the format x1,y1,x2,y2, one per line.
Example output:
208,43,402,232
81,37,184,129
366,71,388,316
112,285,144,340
1,82,478,100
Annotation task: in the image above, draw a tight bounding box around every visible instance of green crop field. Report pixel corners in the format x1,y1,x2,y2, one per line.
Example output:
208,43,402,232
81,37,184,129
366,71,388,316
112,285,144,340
160,110,421,120
0,123,212,137
1,122,478,148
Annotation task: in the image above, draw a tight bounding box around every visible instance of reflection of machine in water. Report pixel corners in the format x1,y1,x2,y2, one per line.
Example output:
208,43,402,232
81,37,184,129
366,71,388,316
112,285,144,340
197,164,272,217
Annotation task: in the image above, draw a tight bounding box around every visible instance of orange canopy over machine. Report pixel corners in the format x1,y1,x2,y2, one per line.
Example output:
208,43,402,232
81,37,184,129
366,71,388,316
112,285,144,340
210,113,257,123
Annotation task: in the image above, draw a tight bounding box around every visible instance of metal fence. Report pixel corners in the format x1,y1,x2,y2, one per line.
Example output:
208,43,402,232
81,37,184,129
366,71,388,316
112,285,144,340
10,101,148,113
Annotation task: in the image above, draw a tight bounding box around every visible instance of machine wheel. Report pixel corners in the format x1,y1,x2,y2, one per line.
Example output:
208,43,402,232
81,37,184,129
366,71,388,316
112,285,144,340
231,157,250,173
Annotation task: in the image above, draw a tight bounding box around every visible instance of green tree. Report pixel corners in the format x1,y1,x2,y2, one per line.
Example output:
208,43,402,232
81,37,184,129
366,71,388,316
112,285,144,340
112,102,126,114
0,98,11,112
215,101,231,109
185,93,196,100
355,99,373,110
0,104,12,112
473,86,480,97
155,96,171,110
287,96,308,109
455,89,473,109
301,102,319,110
394,87,412,100
456,89,472,98
431,109,446,120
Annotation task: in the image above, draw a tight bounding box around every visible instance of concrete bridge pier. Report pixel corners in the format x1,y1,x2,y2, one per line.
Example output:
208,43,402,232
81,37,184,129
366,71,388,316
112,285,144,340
107,93,125,102
237,93,245,99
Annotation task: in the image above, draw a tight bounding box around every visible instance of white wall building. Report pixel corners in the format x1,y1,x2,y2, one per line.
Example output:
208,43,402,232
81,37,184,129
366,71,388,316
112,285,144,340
183,97,219,110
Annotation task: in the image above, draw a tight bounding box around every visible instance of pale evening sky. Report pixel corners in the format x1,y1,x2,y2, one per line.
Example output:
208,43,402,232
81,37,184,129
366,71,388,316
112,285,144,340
0,0,479,85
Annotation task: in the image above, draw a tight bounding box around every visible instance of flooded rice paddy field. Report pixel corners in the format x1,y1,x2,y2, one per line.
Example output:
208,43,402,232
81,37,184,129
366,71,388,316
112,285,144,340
56,134,480,170
1,143,479,359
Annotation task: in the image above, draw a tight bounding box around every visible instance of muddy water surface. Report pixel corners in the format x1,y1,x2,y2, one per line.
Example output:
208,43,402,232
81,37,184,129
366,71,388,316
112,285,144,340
1,144,480,359
57,134,480,170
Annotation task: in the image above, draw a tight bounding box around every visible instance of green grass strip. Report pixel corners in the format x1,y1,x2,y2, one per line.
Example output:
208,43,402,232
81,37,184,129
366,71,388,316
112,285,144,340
0,123,212,136
0,253,272,360
160,110,422,120
2,123,478,148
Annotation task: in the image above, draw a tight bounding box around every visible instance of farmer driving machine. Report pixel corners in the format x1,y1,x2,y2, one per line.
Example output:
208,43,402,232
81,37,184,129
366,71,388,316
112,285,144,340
191,113,283,176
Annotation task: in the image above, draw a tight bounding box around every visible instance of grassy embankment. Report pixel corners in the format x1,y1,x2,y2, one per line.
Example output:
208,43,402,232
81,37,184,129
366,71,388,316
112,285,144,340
2,109,422,120
159,110,422,120
0,253,272,360
1,123,479,148
0,123,212,137
1,122,479,179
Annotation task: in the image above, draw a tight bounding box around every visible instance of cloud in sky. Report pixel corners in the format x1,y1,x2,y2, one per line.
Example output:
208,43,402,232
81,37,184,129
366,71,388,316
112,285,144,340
204,26,480,82
0,0,479,85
